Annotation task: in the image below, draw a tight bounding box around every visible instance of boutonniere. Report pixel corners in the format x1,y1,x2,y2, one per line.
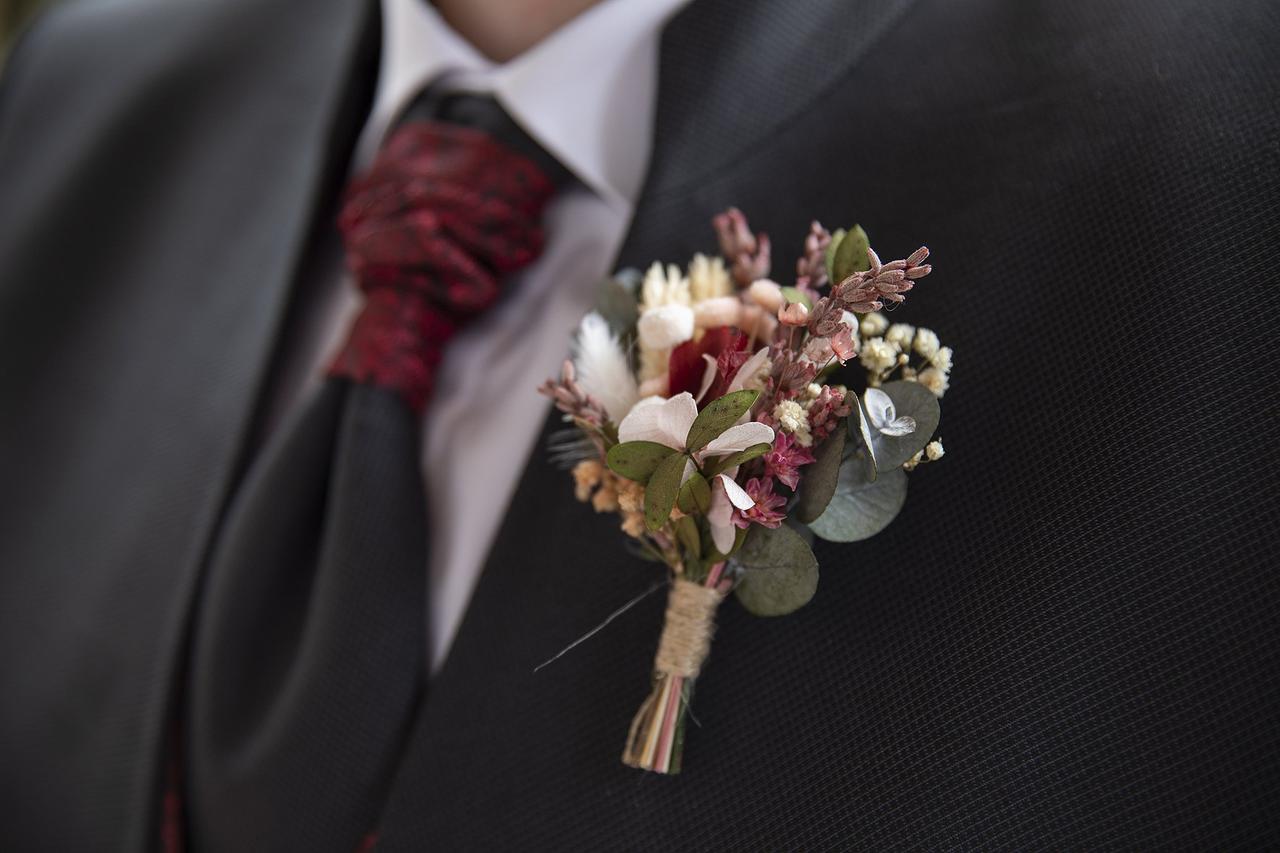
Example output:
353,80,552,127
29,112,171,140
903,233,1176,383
539,209,954,773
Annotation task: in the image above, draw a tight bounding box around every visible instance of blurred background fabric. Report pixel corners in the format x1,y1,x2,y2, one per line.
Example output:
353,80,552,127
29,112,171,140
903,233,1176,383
2,0,50,58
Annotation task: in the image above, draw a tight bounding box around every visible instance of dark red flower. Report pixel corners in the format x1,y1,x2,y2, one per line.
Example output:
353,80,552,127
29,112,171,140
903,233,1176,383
667,327,748,402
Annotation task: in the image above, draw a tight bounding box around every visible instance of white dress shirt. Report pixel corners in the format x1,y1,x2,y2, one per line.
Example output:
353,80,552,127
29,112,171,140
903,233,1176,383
277,0,690,673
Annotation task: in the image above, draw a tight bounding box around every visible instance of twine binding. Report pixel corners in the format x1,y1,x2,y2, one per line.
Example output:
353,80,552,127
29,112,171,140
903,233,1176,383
623,570,727,774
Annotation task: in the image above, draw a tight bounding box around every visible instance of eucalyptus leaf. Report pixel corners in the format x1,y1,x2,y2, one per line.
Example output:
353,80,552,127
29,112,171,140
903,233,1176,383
867,381,940,469
808,465,908,543
685,389,760,454
674,515,701,561
677,473,712,515
846,399,879,482
794,428,846,523
606,440,678,483
705,442,772,477
824,228,847,285
831,224,870,283
779,287,813,310
594,274,639,334
733,524,820,616
644,451,688,530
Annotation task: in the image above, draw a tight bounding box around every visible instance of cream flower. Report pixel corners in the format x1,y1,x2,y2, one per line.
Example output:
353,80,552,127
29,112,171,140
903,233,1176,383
640,261,690,309
860,311,889,337
693,295,742,329
913,328,940,359
771,399,813,447
885,323,915,349
859,337,898,373
688,253,732,302
918,367,950,397
745,278,784,313
864,387,916,437
926,439,945,461
637,304,695,350
931,346,953,374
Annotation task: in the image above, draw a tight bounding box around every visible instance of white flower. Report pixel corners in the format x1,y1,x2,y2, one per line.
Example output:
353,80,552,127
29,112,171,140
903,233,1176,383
618,392,775,465
918,367,950,397
745,278,784,312
707,473,754,553
617,392,772,549
913,328,940,359
860,311,889,337
640,262,690,310
859,337,898,373
926,439,945,461
863,387,917,437
637,304,695,350
931,346,953,374
688,253,732,302
693,296,742,329
571,313,639,423
771,399,813,446
885,323,915,349
730,347,772,394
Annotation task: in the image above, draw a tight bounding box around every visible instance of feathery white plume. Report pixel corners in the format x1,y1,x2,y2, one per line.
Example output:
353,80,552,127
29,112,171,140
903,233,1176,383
571,312,639,423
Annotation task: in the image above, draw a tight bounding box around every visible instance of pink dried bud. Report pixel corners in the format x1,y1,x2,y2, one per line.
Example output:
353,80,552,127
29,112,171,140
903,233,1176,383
713,207,772,286
830,324,858,362
906,264,932,280
795,220,832,289
778,302,810,326
907,246,930,266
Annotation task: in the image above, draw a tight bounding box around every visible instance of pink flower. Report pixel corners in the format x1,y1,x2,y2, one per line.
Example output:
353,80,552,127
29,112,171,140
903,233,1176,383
732,477,788,530
763,432,817,490
830,323,858,363
807,385,855,445
777,301,810,326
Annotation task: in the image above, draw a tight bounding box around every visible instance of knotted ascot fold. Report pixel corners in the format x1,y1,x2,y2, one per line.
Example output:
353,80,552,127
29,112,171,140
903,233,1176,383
186,94,563,852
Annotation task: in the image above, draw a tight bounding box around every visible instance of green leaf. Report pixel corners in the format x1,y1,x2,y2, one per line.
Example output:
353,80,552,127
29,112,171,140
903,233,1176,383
677,473,712,515
868,381,941,469
644,452,688,530
733,524,820,616
824,228,847,285
808,465,908,543
831,224,871,284
685,389,760,454
846,398,879,482
595,273,639,334
779,287,813,310
704,442,772,478
794,428,846,523
606,441,677,483
674,515,701,561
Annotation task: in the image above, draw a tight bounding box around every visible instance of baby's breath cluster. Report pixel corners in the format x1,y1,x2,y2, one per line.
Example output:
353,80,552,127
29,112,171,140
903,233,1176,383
858,312,953,398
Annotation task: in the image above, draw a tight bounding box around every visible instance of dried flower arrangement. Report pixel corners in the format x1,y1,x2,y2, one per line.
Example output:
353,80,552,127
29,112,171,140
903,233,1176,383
539,209,954,773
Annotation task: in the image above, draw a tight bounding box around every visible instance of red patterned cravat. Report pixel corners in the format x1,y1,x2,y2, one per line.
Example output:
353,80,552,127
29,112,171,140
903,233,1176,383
330,120,555,412
182,97,559,852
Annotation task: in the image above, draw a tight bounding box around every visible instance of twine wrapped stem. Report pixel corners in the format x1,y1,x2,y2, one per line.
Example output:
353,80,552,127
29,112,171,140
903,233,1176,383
622,563,729,774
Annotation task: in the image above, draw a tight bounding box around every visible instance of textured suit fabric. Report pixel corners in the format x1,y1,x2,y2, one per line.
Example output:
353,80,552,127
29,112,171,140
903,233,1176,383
1,0,1278,851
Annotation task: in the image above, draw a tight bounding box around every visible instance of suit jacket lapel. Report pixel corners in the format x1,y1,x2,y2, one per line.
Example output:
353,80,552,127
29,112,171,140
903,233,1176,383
0,1,377,847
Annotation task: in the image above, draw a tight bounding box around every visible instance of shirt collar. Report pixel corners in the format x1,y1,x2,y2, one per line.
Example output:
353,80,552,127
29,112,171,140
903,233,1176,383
361,0,691,212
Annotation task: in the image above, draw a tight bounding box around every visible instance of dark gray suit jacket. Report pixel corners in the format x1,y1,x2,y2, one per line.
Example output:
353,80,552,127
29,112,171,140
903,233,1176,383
1,0,1277,848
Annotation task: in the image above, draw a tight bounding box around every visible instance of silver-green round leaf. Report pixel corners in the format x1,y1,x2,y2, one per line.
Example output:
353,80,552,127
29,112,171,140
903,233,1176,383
867,381,940,469
808,465,908,543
